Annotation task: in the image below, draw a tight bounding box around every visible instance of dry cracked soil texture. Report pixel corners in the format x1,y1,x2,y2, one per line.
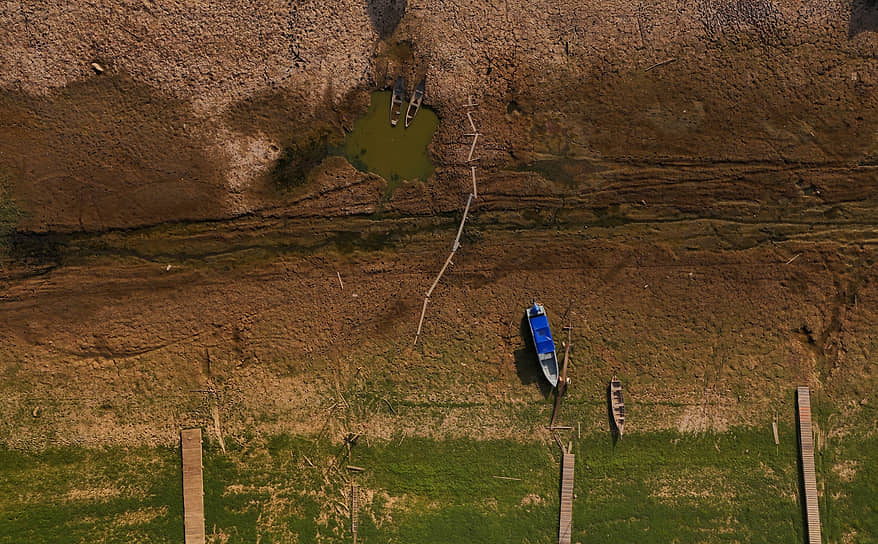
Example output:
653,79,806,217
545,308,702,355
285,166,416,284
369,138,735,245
0,0,876,524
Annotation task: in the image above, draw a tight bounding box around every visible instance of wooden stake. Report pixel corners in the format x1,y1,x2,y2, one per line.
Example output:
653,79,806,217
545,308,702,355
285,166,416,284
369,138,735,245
466,111,477,132
471,166,478,198
467,133,480,162
414,297,430,344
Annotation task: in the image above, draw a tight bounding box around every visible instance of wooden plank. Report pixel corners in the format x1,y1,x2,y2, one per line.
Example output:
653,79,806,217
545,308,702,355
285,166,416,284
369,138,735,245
797,387,822,544
559,453,574,544
351,483,359,544
181,429,205,544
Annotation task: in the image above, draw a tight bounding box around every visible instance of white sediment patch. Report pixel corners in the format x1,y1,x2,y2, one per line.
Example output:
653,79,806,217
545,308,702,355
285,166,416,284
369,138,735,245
216,129,281,215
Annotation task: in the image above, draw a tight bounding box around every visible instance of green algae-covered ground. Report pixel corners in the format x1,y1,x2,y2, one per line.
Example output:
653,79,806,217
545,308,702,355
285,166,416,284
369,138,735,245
2,410,874,543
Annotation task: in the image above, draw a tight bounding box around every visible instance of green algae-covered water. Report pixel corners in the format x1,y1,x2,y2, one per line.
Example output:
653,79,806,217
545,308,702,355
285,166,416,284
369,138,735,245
343,91,438,183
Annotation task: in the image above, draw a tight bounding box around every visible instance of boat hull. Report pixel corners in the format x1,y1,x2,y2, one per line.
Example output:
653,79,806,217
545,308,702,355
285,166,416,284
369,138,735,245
405,79,425,128
390,77,405,126
526,303,559,387
610,377,625,436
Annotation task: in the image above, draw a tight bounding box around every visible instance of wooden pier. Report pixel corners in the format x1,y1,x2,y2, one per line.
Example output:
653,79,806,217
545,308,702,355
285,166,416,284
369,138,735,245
559,452,574,544
181,429,206,544
351,483,359,544
797,387,822,544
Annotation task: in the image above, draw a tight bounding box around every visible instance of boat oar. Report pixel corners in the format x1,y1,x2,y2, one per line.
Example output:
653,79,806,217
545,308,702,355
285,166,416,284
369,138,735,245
550,338,572,427
558,326,573,396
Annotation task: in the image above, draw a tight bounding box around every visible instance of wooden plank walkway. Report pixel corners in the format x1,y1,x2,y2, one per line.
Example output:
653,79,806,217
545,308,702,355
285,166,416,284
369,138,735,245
797,387,822,544
181,429,206,544
351,483,359,544
559,453,574,544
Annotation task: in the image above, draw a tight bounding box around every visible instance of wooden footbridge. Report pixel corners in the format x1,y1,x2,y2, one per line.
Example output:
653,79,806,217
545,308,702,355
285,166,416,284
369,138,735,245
797,387,822,544
559,451,574,544
181,429,206,544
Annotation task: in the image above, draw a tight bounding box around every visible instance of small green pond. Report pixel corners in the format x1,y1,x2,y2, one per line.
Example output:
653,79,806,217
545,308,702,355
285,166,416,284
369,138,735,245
343,91,439,184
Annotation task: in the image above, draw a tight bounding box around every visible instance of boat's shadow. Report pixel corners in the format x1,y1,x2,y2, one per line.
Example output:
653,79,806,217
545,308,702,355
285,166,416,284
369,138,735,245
513,315,553,399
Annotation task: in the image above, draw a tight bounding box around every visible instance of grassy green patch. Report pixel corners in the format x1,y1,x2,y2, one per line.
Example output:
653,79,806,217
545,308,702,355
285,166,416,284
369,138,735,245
0,446,182,544
356,430,805,543
2,424,876,542
815,397,878,543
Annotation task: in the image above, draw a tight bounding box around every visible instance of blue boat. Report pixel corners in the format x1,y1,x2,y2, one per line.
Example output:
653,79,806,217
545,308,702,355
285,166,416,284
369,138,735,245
526,302,559,387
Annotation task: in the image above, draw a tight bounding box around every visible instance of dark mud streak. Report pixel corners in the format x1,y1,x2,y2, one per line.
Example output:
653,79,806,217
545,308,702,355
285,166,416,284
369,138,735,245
849,0,878,37
366,0,406,38
0,75,226,231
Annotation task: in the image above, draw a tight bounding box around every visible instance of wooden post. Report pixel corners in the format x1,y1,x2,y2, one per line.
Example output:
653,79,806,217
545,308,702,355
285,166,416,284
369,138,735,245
471,166,478,198
466,111,477,132
467,133,480,162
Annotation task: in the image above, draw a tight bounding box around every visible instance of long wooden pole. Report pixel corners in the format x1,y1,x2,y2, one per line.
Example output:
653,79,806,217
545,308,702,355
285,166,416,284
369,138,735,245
414,101,481,345
415,194,474,344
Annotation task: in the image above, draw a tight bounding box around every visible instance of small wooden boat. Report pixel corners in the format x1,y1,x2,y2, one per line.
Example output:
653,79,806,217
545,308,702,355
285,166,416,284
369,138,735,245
610,376,625,436
526,302,559,387
404,79,425,128
390,77,405,126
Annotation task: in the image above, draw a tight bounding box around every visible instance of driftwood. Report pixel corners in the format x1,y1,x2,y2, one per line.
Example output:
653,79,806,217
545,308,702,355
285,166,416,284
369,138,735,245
644,58,677,71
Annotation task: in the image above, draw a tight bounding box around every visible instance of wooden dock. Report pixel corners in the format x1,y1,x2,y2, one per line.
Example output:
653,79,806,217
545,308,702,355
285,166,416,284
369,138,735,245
559,452,574,544
181,429,206,544
351,483,359,544
797,387,822,544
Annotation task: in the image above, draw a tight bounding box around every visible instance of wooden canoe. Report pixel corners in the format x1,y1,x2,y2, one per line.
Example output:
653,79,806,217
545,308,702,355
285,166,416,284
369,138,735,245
390,77,405,126
404,79,425,128
610,376,625,436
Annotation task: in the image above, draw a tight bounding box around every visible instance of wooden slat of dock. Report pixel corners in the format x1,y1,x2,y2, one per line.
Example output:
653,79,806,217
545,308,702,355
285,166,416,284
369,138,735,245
797,387,822,544
351,483,359,544
181,429,206,544
559,453,574,544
